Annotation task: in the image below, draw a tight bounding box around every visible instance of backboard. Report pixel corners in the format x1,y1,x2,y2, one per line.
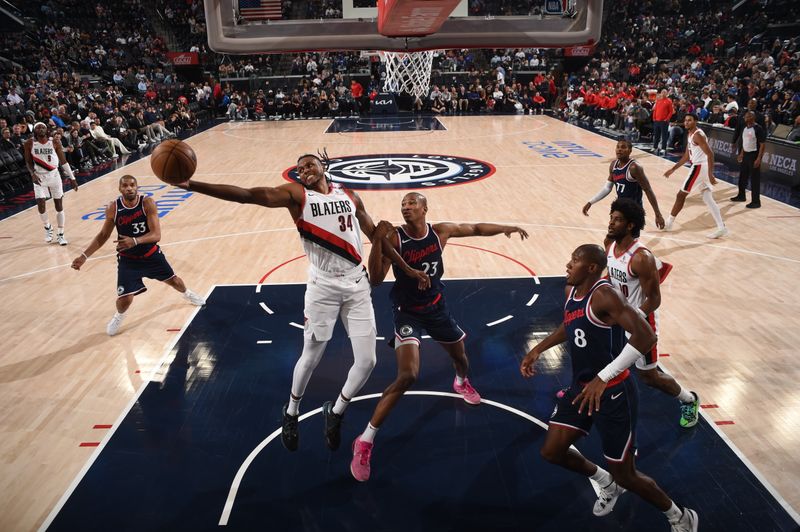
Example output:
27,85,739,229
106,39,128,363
205,0,603,54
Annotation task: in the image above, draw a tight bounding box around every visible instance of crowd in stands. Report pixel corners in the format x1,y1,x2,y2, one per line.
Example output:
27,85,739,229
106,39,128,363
0,0,213,199
563,0,800,148
1,0,799,202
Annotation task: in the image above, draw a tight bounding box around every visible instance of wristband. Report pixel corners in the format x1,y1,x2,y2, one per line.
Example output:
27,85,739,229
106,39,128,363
597,342,644,382
133,237,138,246
81,252,89,259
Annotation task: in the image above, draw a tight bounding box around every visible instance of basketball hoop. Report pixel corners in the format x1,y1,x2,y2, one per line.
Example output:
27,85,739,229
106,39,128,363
379,50,435,99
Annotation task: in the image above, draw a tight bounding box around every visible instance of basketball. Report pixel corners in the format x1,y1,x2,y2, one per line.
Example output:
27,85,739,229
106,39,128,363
150,139,197,185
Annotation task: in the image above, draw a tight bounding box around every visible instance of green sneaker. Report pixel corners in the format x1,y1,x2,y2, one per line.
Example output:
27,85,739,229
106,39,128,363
679,392,699,428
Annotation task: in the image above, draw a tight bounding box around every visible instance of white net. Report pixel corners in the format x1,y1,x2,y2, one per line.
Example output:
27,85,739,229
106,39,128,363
379,50,435,99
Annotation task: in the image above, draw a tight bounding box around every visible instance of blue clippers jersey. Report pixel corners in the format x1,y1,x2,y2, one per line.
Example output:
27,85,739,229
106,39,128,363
563,279,627,385
115,196,157,257
612,159,643,206
390,224,445,309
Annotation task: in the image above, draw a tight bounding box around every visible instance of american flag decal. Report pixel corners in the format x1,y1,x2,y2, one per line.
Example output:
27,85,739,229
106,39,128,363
238,0,282,20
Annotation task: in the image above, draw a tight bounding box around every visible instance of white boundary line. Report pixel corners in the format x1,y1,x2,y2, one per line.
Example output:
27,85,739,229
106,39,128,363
218,391,563,526
37,285,216,532
697,408,800,524
35,278,800,528
5,216,798,285
221,115,550,143
486,315,513,327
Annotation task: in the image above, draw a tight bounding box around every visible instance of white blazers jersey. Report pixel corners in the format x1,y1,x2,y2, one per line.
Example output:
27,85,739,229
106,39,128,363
688,129,708,165
30,137,60,178
296,183,364,274
606,239,663,309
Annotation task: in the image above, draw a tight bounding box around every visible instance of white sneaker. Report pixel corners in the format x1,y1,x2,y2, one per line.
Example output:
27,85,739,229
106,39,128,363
57,233,68,246
106,313,125,336
663,219,674,232
183,290,205,306
44,224,54,243
593,481,626,516
706,227,729,239
670,507,699,532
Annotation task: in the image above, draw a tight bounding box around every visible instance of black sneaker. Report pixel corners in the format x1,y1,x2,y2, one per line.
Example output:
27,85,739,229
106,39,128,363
281,403,299,451
730,195,746,202
323,401,343,451
746,202,761,209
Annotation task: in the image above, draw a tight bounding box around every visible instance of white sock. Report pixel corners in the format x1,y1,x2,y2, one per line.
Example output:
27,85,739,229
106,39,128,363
40,212,50,226
677,388,695,403
455,375,465,386
590,466,613,488
56,211,65,231
332,393,350,416
287,396,301,416
361,422,378,443
113,311,126,320
702,189,724,229
664,501,682,523
666,214,675,226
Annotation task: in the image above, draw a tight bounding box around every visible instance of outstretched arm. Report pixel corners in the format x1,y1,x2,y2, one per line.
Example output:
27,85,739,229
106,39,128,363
177,179,299,209
434,222,529,243
71,203,116,270
631,162,664,229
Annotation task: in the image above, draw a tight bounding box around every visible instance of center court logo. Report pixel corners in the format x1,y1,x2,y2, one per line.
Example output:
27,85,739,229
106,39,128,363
283,154,495,190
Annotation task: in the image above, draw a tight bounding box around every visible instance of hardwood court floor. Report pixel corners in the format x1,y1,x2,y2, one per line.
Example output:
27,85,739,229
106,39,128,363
0,116,798,530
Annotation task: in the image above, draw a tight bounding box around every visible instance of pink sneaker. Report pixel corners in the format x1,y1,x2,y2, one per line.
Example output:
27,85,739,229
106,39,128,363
350,436,373,482
453,377,481,405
